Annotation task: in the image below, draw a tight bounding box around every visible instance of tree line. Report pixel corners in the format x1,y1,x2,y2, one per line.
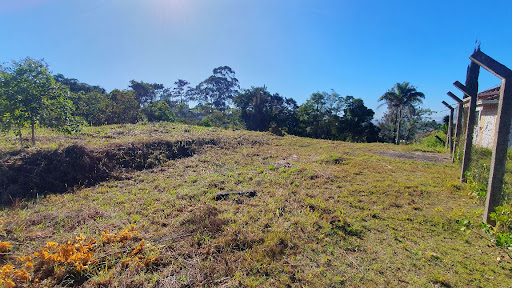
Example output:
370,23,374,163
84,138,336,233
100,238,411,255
0,57,435,145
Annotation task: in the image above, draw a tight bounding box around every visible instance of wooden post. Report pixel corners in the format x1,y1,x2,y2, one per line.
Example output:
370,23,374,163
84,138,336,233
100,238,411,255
442,101,454,154
453,59,480,183
469,49,512,224
447,92,463,160
435,135,446,146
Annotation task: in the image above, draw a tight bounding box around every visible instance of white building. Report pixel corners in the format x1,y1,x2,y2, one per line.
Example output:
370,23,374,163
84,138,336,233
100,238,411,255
471,86,512,148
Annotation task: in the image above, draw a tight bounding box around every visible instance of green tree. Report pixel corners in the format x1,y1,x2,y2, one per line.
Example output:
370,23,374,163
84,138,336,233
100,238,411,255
69,91,111,126
234,86,298,132
171,79,193,105
378,82,425,144
41,95,83,134
404,108,439,141
196,66,240,111
128,80,165,107
169,79,195,120
339,96,379,142
105,89,141,124
0,57,79,145
200,108,242,129
53,73,106,94
142,100,174,122
296,91,377,142
297,91,343,139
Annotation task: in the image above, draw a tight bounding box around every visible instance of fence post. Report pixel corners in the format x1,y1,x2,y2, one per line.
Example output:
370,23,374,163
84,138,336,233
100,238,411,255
469,50,512,224
447,92,463,161
442,101,454,155
453,58,480,182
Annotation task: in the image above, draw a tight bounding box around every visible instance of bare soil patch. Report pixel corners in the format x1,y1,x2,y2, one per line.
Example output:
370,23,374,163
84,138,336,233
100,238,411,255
373,150,451,163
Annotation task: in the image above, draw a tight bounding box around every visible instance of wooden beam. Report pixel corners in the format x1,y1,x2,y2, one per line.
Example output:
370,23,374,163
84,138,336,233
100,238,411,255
441,101,453,109
447,91,463,161
447,91,462,103
483,79,512,224
470,50,512,80
435,135,446,146
465,49,512,224
453,81,471,96
458,60,480,182
446,91,464,162
442,101,454,154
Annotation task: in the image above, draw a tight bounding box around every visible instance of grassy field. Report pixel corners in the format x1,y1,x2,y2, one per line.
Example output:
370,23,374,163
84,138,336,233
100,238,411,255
1,122,511,287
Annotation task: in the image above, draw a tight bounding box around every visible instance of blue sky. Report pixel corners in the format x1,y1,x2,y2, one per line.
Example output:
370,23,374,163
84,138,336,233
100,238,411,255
1,0,511,120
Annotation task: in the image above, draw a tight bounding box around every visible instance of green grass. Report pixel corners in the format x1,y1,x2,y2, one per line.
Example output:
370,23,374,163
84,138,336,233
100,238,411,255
1,122,511,287
407,130,448,153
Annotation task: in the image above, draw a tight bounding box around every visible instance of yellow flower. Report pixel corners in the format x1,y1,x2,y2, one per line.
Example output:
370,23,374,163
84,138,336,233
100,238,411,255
13,268,30,281
144,256,157,266
3,279,16,288
130,239,145,256
0,241,12,253
120,257,131,268
46,242,59,250
75,262,88,271
0,264,14,273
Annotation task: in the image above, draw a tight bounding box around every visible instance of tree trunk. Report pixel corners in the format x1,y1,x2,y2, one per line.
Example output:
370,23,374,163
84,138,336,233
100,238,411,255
18,127,23,146
395,107,402,145
31,122,35,146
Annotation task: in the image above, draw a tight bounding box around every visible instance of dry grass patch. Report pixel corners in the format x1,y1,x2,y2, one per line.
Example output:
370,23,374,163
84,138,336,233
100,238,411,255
0,123,511,287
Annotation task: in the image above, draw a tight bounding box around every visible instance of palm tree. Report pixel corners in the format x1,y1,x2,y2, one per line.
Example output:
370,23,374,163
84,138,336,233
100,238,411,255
379,82,425,144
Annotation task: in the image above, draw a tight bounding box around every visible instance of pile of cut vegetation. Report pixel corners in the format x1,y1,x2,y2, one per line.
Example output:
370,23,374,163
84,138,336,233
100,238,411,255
0,139,217,204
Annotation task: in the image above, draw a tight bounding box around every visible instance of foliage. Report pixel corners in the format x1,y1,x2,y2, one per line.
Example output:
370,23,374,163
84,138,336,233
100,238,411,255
442,115,450,135
466,162,489,199
297,91,342,139
456,146,512,262
171,79,194,105
458,205,512,255
378,82,425,144
0,225,156,287
412,130,446,152
53,73,106,94
69,91,111,126
105,89,141,124
199,108,243,129
129,80,166,107
297,91,379,142
338,96,379,142
0,57,82,145
42,95,85,134
234,86,298,133
1,57,418,144
141,100,175,122
196,66,240,111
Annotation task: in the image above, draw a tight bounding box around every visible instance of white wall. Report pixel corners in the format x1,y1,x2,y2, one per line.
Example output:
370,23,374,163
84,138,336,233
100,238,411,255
472,103,512,148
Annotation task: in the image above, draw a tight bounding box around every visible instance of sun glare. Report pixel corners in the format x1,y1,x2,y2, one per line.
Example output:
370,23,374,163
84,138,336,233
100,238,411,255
145,0,194,23
149,0,190,13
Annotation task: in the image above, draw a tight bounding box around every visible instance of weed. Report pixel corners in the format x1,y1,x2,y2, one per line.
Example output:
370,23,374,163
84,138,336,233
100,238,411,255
1,123,512,286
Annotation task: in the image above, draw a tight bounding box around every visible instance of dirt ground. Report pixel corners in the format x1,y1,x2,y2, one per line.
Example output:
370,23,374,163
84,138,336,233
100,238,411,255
373,150,452,163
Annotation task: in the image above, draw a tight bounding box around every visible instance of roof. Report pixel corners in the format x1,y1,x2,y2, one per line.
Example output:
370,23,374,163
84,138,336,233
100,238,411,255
478,86,500,101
